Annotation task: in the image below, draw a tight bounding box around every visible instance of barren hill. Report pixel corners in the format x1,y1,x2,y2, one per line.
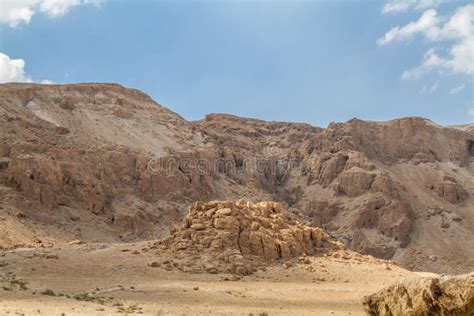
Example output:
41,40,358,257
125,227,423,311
1,83,473,274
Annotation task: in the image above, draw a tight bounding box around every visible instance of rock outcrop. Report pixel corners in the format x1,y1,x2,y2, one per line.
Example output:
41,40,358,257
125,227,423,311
363,273,474,315
151,200,341,275
432,180,469,204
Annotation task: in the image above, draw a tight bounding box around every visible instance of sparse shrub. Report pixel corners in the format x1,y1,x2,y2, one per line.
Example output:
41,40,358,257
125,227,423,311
40,289,55,296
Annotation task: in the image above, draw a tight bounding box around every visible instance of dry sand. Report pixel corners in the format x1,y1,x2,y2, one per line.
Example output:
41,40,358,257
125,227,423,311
0,242,420,315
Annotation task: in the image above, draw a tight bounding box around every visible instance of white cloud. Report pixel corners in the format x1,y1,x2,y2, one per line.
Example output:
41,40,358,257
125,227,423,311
449,83,465,94
0,52,31,83
40,0,82,17
0,0,101,27
39,0,101,17
379,4,474,79
0,52,51,84
0,0,37,27
377,9,438,45
382,0,444,14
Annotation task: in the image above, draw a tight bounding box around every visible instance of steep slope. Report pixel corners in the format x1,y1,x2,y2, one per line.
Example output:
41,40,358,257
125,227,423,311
0,83,212,247
0,83,473,274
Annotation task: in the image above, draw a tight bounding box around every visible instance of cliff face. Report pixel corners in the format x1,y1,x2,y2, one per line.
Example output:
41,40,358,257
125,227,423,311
0,83,473,274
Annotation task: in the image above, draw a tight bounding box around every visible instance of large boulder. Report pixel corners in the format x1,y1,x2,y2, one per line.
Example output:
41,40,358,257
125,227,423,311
363,273,474,315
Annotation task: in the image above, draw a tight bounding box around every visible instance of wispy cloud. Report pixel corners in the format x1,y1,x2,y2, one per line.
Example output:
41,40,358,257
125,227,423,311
382,0,445,14
377,9,438,46
0,0,102,27
420,81,438,94
382,1,412,14
379,4,474,80
401,48,445,80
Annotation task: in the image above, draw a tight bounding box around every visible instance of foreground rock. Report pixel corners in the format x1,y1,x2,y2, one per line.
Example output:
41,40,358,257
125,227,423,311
363,273,474,315
150,200,342,275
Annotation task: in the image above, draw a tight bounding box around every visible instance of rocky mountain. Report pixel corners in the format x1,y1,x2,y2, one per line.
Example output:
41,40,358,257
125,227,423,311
0,83,473,274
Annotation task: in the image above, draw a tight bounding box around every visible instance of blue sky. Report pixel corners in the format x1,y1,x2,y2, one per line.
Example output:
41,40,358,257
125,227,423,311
0,0,472,127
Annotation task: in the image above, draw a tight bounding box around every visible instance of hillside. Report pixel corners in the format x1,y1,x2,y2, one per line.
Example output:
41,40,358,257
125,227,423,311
0,83,473,274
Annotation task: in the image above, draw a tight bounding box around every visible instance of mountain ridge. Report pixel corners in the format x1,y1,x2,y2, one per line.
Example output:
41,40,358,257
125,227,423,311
0,82,473,274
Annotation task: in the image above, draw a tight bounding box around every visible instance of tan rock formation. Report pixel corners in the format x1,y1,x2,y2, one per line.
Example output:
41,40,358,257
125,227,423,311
151,200,341,275
432,180,469,204
363,273,474,315
335,168,376,197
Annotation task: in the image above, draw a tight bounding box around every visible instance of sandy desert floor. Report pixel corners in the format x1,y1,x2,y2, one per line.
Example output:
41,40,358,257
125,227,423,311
0,242,425,316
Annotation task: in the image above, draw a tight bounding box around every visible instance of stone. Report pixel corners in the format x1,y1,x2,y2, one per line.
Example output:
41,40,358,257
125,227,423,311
213,216,240,231
283,262,292,269
68,240,84,245
251,221,260,231
176,242,188,250
191,223,206,230
363,273,474,315
215,208,232,216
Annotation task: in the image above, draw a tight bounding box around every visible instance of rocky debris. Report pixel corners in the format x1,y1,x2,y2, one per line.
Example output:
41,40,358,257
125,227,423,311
151,200,342,275
425,207,445,218
424,206,465,228
363,273,474,315
428,255,437,262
